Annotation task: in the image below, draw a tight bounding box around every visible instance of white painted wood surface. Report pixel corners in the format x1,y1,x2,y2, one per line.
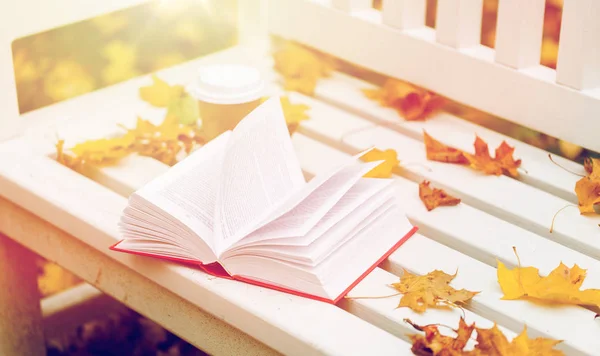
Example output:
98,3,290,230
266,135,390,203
0,146,411,354
268,0,600,153
435,0,483,48
494,0,545,68
381,0,427,30
292,120,600,355
295,92,600,261
556,0,600,90
331,0,372,12
1,53,596,353
313,72,583,203
0,197,281,356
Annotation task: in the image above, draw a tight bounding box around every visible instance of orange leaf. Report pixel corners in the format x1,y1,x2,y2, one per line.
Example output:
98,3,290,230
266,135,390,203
423,131,468,164
424,132,522,178
419,180,461,211
362,79,444,121
575,158,600,214
359,148,400,178
406,318,564,356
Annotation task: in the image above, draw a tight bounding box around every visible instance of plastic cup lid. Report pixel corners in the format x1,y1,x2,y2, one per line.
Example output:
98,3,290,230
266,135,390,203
188,64,265,105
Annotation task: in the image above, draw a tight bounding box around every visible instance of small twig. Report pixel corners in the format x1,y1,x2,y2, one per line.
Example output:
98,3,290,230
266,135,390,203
550,204,578,233
518,166,529,175
512,246,527,296
548,154,585,177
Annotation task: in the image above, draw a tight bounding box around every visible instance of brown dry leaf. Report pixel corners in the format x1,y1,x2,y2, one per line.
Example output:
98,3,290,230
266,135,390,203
406,317,564,356
497,250,600,310
419,180,461,211
139,74,184,108
362,79,445,121
273,42,334,95
391,269,478,313
405,317,474,355
423,132,522,178
129,116,204,166
463,137,522,178
576,157,600,214
423,131,468,164
359,148,400,178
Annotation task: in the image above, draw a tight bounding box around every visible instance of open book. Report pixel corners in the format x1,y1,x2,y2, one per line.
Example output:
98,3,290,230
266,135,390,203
111,97,417,303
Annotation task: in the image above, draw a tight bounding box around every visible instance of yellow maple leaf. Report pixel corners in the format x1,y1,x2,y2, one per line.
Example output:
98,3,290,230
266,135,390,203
139,74,185,108
359,148,400,178
273,42,335,95
392,269,479,313
497,250,600,309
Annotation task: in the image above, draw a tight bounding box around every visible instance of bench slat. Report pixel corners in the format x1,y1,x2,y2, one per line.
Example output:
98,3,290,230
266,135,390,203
268,0,600,153
291,133,600,355
294,93,600,261
0,142,412,356
342,267,517,345
313,72,582,203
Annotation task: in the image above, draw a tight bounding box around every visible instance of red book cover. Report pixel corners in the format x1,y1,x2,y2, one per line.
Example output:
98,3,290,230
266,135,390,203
109,226,418,304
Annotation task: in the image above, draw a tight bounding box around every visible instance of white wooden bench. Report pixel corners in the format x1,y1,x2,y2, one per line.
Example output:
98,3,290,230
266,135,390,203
1,0,599,355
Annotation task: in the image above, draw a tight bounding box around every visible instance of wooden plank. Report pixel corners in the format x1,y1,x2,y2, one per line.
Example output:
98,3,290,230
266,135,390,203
267,0,600,153
556,0,600,90
494,0,545,68
292,92,600,261
0,143,411,356
435,0,483,48
291,133,600,278
381,0,427,30
312,73,582,203
0,198,280,356
342,268,517,344
291,133,600,355
331,0,373,12
387,234,599,355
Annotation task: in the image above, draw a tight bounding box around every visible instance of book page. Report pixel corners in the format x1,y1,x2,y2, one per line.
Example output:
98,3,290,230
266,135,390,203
240,160,386,243
214,98,305,252
136,130,231,250
221,183,396,262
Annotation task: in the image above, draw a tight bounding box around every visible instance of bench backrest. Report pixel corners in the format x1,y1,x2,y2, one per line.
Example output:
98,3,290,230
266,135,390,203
1,0,598,153
267,0,600,153
0,0,264,142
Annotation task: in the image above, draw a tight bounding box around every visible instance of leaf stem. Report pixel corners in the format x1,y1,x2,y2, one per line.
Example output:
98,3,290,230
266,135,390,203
548,154,585,177
549,204,578,233
512,246,527,296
